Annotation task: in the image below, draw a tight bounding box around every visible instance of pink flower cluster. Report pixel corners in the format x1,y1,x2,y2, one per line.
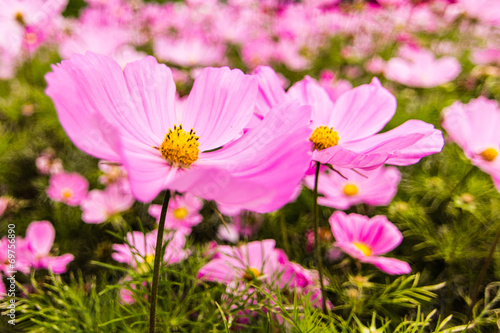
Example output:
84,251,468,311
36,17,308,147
198,240,330,309
2,0,498,86
0,221,74,298
45,162,135,224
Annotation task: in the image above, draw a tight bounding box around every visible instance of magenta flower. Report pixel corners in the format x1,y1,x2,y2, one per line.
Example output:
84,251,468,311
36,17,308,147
112,230,188,269
304,166,401,210
46,172,89,206
81,183,135,224
329,211,411,275
458,0,500,26
198,240,282,285
442,97,500,191
255,66,444,169
23,221,74,274
148,193,203,231
45,52,312,212
384,46,461,88
0,236,30,274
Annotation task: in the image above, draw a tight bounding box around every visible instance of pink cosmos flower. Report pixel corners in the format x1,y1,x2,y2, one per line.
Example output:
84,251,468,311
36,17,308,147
384,46,461,88
329,211,411,275
198,240,282,285
45,52,312,212
304,166,401,210
98,161,127,185
23,221,74,273
153,36,226,67
36,150,63,175
199,240,330,308
255,66,444,170
442,97,500,191
458,0,500,26
470,47,500,66
80,183,135,224
112,230,188,269
148,193,203,232
46,172,89,206
0,236,31,274
0,0,68,56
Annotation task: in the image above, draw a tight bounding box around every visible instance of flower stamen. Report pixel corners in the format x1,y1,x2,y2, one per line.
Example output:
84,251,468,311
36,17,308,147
242,267,261,281
343,183,358,196
353,241,372,257
480,148,498,162
155,124,199,168
310,126,339,151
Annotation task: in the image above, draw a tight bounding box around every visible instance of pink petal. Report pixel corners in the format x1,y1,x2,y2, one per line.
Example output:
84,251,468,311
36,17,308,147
330,77,396,142
253,66,287,118
313,145,389,169
197,259,236,284
26,221,55,257
45,254,74,274
361,256,411,275
122,56,177,139
196,100,312,212
288,76,334,126
346,120,444,166
182,67,257,151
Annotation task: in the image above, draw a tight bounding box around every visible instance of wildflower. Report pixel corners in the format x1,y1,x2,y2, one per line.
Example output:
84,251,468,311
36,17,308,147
304,166,401,210
45,52,312,212
384,45,461,88
329,211,411,275
255,66,444,169
46,172,89,206
442,97,500,191
81,183,135,224
23,221,74,273
148,193,203,232
112,230,189,270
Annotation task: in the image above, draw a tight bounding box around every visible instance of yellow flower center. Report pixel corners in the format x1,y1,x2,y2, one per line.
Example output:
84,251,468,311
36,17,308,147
310,126,339,151
353,241,372,257
156,124,199,168
145,254,154,264
242,267,261,281
343,183,358,196
480,148,498,162
173,207,188,220
15,12,25,25
61,188,73,200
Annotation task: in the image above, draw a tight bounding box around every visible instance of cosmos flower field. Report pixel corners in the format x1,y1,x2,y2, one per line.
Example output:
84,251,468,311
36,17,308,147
2,0,500,331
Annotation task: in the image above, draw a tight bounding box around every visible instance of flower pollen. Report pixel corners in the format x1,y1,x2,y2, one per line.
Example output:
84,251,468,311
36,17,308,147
156,124,199,168
343,183,358,196
173,207,188,220
242,267,261,281
310,126,339,151
480,148,498,162
353,241,372,257
61,188,73,200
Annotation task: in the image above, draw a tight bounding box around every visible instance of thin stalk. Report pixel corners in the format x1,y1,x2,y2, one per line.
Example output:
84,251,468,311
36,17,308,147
468,227,500,320
279,208,290,255
313,161,328,312
149,190,171,333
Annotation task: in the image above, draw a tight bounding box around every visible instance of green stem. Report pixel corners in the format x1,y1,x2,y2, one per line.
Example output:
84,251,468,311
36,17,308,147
468,227,500,320
279,208,290,255
149,190,171,333
313,161,328,312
